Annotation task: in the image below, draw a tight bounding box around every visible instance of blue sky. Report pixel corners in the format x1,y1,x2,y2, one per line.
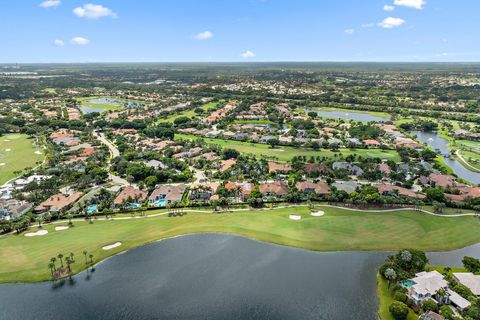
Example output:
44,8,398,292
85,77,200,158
0,0,479,62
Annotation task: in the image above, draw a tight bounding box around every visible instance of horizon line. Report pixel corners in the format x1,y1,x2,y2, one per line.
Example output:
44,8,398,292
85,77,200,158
2,60,480,65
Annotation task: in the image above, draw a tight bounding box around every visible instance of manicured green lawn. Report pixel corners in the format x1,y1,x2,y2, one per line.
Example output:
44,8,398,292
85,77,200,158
175,134,400,162
2,206,480,283
0,134,44,185
77,96,142,112
309,107,391,120
377,274,418,320
158,102,218,123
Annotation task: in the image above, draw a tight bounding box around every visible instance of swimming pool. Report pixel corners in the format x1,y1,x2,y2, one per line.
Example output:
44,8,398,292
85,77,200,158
86,204,98,214
153,199,167,207
401,280,415,288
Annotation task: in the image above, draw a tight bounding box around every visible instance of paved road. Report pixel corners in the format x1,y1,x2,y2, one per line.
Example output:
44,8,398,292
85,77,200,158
93,130,129,186
93,130,120,161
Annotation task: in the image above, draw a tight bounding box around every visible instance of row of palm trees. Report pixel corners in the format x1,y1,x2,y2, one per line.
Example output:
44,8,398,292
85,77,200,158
47,251,94,280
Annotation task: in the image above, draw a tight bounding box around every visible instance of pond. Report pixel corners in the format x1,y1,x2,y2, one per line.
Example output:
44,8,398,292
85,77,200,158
305,109,389,122
0,234,479,320
411,131,480,184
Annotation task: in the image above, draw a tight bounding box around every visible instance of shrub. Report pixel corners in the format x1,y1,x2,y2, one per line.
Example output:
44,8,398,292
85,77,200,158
389,301,409,320
393,291,408,303
421,299,438,313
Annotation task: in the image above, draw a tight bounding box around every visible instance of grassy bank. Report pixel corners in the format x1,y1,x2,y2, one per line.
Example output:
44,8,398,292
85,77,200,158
2,206,480,283
175,134,400,162
0,134,44,185
377,274,418,320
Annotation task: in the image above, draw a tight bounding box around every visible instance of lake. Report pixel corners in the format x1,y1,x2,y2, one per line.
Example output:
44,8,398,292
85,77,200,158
411,130,480,184
1,234,479,320
305,109,389,122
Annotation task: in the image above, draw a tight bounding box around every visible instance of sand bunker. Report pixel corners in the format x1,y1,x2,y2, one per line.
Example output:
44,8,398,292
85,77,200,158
25,230,48,237
3,139,9,142
289,215,302,221
5,149,11,152
0,163,5,166
102,242,122,250
34,150,42,155
55,226,69,231
311,211,325,217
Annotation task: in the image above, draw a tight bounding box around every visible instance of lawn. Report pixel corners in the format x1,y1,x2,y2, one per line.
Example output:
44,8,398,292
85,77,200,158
308,106,391,120
175,134,400,162
77,96,142,112
2,206,480,283
377,274,418,320
0,134,44,185
158,102,218,123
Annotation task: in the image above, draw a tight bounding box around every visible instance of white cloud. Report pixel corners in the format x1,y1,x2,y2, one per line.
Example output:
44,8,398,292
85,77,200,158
39,0,60,8
436,53,449,57
361,23,374,28
378,17,406,28
53,39,65,46
344,28,355,35
384,5,395,11
194,31,214,40
70,37,90,45
240,50,255,58
73,4,117,19
394,0,425,10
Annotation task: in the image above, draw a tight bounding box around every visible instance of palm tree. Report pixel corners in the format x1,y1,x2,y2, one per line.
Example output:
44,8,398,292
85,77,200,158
384,268,397,288
69,252,75,262
48,262,55,278
66,213,73,225
65,257,72,273
58,254,64,268
36,216,43,228
88,254,94,264
50,257,57,272
83,251,88,264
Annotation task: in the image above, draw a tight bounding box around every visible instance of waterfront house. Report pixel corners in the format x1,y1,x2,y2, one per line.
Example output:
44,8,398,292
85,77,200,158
405,271,448,305
453,273,480,296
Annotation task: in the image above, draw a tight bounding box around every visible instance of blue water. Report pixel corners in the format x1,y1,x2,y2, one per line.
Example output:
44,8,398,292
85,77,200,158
153,199,167,207
86,205,97,214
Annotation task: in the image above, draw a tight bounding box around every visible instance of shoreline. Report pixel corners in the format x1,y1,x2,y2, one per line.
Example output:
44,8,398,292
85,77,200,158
1,205,480,284
3,231,479,286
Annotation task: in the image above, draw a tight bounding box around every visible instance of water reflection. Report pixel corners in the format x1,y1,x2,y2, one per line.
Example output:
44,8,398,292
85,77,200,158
1,234,479,320
411,131,480,184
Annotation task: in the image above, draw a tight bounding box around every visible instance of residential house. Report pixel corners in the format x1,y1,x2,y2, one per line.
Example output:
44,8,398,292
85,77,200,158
268,161,292,174
405,271,448,305
296,181,330,196
148,184,186,207
35,192,83,213
259,181,290,200
0,199,33,220
375,184,426,199
363,139,381,147
113,187,148,208
189,182,219,203
453,273,480,296
224,182,254,202
419,311,445,320
332,162,364,177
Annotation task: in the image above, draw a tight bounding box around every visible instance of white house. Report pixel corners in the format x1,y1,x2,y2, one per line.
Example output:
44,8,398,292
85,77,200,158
453,272,480,296
407,271,448,305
